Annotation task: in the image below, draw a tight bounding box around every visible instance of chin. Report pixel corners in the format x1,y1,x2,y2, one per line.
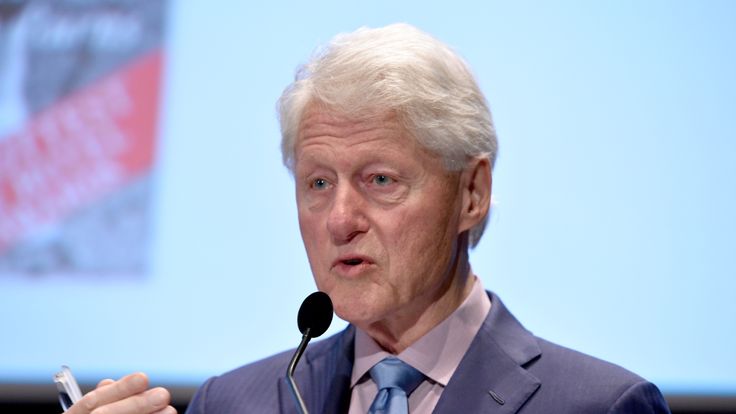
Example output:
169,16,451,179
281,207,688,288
331,293,388,327
318,276,392,324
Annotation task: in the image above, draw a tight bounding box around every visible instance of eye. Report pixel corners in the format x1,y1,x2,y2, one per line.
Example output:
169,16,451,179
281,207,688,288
311,177,330,190
372,174,395,186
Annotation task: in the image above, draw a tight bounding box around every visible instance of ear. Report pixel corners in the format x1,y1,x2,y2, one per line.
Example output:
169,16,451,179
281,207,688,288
458,156,492,234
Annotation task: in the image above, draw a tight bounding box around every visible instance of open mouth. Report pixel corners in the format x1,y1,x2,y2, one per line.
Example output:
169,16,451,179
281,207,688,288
342,258,364,266
332,255,373,275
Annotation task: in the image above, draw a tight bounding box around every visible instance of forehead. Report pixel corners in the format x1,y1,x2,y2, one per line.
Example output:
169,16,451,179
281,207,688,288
294,105,424,164
297,105,403,144
292,104,455,178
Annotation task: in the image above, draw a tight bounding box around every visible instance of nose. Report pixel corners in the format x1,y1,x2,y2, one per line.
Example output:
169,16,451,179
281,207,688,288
326,182,368,245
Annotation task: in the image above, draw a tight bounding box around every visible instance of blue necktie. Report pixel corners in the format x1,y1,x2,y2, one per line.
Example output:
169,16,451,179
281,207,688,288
368,357,425,414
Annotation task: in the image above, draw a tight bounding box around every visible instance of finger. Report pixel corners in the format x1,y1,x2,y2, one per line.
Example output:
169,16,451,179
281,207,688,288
88,387,171,414
96,379,115,389
151,405,177,414
78,372,149,412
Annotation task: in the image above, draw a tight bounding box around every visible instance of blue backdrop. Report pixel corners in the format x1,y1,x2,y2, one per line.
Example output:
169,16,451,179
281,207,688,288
1,0,734,397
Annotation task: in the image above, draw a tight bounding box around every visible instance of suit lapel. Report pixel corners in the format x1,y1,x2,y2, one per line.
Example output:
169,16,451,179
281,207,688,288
278,326,356,414
433,292,542,414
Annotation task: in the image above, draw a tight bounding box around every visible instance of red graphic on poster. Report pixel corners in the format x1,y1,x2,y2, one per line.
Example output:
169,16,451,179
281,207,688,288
0,51,162,253
0,1,167,275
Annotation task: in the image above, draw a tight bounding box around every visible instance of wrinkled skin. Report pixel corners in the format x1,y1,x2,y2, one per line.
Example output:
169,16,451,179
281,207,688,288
294,106,491,353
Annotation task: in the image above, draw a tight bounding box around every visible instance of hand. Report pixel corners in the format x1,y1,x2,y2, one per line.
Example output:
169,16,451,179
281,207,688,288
65,372,176,414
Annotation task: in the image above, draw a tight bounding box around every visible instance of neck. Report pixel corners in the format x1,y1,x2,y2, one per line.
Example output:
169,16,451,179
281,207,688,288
362,237,474,354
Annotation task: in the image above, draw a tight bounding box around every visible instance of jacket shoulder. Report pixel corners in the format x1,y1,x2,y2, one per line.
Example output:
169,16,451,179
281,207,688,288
480,291,669,413
185,348,292,414
186,331,348,414
524,338,669,413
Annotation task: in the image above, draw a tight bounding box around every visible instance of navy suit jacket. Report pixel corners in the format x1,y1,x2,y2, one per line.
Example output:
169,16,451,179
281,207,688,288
186,292,670,413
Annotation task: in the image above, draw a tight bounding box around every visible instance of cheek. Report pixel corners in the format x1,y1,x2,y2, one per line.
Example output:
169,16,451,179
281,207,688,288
298,205,323,241
388,202,459,280
394,225,450,276
298,210,329,273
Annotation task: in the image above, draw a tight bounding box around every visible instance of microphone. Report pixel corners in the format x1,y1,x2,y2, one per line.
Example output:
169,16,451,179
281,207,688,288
286,291,333,414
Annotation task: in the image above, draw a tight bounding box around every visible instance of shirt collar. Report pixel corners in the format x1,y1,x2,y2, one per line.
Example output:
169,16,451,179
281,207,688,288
351,277,491,387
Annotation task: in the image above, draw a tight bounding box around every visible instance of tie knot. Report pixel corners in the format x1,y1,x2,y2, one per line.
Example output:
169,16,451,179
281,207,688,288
369,357,425,395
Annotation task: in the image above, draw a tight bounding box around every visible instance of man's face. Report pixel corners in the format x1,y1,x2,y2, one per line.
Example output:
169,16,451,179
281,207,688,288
294,106,468,329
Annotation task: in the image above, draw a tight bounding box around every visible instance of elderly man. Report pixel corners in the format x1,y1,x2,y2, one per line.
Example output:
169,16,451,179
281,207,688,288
68,24,670,414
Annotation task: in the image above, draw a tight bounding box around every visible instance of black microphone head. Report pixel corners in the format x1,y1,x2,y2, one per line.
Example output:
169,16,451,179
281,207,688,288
297,291,333,338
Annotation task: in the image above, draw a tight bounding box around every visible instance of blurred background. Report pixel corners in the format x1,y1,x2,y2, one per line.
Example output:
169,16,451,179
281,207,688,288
0,0,734,412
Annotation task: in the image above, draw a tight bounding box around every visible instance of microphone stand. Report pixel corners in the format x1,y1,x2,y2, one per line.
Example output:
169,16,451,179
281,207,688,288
286,327,311,414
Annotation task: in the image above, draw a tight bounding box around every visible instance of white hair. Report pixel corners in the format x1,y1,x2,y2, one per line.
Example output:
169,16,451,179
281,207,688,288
278,23,497,247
